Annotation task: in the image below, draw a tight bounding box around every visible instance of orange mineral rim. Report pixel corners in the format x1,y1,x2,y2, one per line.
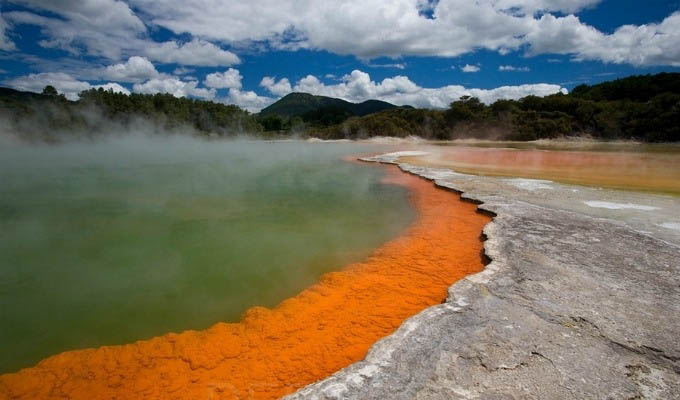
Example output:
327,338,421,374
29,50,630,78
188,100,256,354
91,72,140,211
0,163,490,400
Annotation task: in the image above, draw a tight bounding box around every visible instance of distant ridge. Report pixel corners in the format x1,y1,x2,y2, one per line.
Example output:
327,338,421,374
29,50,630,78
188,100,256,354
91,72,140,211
258,92,409,118
0,86,52,101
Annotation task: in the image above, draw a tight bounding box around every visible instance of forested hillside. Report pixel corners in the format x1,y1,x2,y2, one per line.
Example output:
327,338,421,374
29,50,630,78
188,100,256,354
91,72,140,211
0,86,261,142
257,92,406,131
1,73,679,142
316,73,680,142
258,92,402,118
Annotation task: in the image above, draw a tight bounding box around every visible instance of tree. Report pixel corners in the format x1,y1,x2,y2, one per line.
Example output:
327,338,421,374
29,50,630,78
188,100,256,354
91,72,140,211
446,96,486,122
260,114,285,131
42,85,58,97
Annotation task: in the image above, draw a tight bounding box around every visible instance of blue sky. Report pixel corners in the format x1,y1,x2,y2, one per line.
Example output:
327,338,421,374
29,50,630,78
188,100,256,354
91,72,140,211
0,0,679,111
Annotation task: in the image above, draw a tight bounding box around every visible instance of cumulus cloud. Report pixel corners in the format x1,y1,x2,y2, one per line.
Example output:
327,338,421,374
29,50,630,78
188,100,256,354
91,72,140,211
499,65,530,71
5,72,90,100
7,68,249,106
93,82,131,96
0,12,16,51
5,0,680,66
204,68,243,89
461,64,480,73
5,1,145,59
4,66,566,112
132,76,216,100
4,72,128,100
123,0,679,66
222,89,275,113
143,39,240,67
526,12,680,66
129,0,529,58
5,65,258,110
97,56,159,82
260,76,293,96
14,0,146,35
5,1,239,66
286,69,565,108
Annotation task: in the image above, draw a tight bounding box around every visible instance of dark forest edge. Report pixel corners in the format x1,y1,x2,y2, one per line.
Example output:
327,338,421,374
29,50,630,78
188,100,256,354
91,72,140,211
1,72,679,143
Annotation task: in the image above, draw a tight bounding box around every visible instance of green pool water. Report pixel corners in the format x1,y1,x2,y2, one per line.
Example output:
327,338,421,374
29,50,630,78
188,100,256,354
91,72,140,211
0,137,414,373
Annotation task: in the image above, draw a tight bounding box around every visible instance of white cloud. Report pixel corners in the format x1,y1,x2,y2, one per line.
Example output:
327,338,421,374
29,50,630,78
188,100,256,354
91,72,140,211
221,89,275,113
366,62,407,69
204,68,243,89
6,67,565,112
98,56,159,82
129,0,531,58
6,0,680,67
6,1,146,59
126,0,680,66
5,72,90,100
93,82,131,95
286,69,565,108
4,69,259,111
461,64,480,73
143,39,240,66
526,12,680,66
5,1,239,66
260,76,292,96
0,12,16,51
4,72,128,100
133,76,216,99
14,0,147,36
499,65,530,71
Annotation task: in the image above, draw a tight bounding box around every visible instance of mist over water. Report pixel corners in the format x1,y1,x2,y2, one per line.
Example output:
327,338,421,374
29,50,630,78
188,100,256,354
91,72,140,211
0,136,414,373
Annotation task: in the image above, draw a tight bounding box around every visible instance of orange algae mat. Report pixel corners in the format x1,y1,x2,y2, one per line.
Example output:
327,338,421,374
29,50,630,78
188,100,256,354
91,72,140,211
0,165,490,400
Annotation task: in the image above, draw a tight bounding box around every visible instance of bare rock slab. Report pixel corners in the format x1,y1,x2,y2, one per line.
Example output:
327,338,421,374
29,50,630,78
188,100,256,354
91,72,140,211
286,155,680,400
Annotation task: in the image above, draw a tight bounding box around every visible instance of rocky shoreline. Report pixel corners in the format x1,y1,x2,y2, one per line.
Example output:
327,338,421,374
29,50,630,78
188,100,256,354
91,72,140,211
287,152,680,399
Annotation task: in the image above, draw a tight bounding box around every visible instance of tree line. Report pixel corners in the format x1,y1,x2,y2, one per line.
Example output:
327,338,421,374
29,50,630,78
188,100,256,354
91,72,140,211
1,72,678,142
0,86,262,142
311,73,680,142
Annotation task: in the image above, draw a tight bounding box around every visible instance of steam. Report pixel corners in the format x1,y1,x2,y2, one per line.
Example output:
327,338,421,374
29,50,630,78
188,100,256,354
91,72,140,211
0,103,200,146
0,135,415,373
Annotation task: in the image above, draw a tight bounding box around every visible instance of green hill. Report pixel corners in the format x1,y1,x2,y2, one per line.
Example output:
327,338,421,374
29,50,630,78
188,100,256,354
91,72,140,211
0,87,50,102
571,72,680,102
259,92,405,118
317,73,680,142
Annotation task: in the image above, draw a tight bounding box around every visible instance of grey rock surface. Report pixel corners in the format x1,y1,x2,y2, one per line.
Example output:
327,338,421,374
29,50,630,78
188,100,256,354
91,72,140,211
286,153,680,400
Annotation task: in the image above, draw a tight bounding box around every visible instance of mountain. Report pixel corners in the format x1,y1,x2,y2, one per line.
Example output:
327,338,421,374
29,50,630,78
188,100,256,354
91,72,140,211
259,92,407,118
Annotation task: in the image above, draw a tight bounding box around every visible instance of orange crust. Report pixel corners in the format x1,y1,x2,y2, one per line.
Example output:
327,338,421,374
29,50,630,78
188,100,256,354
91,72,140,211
0,164,490,400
